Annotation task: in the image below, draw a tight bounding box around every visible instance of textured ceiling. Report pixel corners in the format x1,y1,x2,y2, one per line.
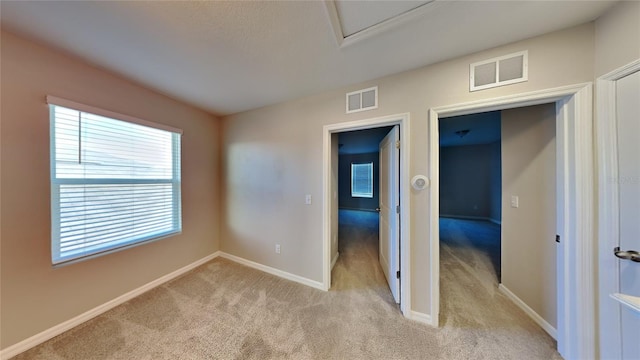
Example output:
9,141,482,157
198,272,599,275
0,1,616,116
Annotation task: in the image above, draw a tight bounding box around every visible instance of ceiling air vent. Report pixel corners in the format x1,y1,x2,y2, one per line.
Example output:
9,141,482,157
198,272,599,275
470,51,528,92
346,86,378,114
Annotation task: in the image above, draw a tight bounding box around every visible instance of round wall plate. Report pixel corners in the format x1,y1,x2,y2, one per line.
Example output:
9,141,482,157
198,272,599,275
411,175,430,190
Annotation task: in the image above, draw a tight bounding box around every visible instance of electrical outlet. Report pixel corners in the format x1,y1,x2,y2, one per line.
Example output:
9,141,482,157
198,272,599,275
275,244,281,254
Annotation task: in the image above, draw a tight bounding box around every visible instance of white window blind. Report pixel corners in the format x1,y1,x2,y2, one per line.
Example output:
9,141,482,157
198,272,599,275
351,162,373,198
49,99,182,265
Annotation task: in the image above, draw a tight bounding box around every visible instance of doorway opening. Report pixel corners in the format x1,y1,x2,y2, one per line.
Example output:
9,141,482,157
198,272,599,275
323,113,411,316
429,83,595,359
438,110,503,328
332,126,395,304
438,105,559,344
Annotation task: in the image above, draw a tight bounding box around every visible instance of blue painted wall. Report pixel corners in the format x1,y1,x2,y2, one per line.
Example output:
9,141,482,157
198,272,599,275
440,142,501,221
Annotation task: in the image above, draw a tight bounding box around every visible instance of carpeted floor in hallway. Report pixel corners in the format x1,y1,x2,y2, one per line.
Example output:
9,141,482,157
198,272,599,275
12,211,560,359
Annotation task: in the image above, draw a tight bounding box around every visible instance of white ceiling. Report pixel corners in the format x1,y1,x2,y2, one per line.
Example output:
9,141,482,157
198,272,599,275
0,1,616,116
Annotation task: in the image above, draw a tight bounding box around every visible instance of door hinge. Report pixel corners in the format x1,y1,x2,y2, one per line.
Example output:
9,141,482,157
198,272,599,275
555,234,560,243
396,205,400,214
396,271,400,279
395,140,400,149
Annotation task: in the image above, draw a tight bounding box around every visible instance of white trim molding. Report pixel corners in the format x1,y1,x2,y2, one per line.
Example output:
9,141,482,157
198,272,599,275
499,284,557,339
218,252,325,290
408,310,431,325
596,58,640,360
429,83,595,360
323,113,411,317
1,252,221,360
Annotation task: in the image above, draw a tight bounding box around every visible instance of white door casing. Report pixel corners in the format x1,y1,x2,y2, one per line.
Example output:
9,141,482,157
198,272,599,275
379,125,400,303
430,83,594,359
597,59,640,360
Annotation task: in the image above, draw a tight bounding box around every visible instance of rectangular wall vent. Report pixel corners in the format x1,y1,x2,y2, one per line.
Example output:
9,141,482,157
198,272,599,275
470,51,528,92
346,86,378,113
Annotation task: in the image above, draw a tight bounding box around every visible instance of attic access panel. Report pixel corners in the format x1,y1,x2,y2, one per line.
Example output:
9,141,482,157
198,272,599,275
325,0,437,46
334,1,433,37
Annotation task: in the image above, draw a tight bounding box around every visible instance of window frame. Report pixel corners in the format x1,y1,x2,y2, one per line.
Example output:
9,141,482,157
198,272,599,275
351,162,374,198
47,96,183,266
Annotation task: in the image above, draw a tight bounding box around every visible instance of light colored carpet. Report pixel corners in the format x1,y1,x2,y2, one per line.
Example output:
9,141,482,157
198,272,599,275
438,217,560,360
12,211,560,359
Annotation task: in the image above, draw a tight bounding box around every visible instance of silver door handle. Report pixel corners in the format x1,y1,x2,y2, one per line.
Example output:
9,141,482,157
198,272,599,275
375,207,381,212
614,247,640,262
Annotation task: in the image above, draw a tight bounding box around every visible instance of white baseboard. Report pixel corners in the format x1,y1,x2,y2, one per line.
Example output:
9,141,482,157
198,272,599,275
498,284,557,339
0,251,221,360
218,252,325,291
331,252,339,270
407,310,432,325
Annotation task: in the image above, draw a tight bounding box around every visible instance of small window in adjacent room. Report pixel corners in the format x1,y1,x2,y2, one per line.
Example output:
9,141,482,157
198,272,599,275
351,162,373,198
48,97,182,265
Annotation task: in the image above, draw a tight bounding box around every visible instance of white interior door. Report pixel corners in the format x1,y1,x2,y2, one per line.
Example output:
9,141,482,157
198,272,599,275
379,125,400,303
613,69,640,359
600,67,640,360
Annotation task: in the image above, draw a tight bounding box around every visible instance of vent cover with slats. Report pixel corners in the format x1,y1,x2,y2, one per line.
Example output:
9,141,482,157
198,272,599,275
346,86,378,113
470,51,528,92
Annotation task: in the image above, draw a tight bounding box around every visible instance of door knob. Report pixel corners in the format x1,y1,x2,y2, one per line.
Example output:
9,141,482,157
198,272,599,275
375,207,381,212
614,247,640,262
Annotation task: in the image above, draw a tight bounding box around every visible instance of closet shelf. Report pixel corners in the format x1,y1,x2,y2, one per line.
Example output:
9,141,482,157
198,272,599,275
611,293,640,314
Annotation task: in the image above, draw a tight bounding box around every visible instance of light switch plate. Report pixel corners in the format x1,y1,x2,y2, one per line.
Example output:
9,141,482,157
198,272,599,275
510,195,519,208
305,194,312,205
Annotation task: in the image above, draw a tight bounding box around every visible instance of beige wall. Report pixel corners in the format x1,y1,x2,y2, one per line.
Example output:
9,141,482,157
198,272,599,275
221,23,595,315
0,31,222,349
501,104,557,328
594,0,640,77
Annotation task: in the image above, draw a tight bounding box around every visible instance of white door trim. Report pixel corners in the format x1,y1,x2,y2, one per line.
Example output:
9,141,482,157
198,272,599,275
429,83,594,360
322,113,411,316
596,59,640,360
